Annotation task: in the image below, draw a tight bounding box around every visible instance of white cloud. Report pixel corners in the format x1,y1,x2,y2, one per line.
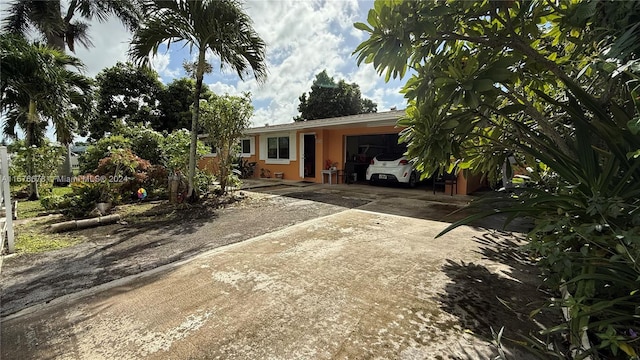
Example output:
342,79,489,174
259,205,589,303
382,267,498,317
73,18,132,77
204,0,365,126
207,81,240,96
28,0,407,140
150,52,180,80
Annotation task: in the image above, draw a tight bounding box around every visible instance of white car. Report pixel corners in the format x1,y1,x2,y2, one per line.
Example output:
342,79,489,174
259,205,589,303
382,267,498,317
366,153,419,187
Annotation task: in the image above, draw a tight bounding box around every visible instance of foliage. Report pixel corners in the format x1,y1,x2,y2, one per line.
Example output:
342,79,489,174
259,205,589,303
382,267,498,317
194,169,215,196
95,148,153,200
144,165,169,198
0,34,93,199
154,77,213,133
129,0,267,200
0,35,92,145
354,0,640,358
58,181,121,218
89,62,164,140
114,123,165,165
17,187,71,218
78,135,131,174
295,70,377,121
161,129,208,175
235,159,257,179
39,194,65,211
200,92,253,192
8,139,65,185
1,0,142,52
95,148,149,178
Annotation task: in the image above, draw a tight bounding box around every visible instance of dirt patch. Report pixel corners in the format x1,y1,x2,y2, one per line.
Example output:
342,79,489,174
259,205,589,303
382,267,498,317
0,192,346,317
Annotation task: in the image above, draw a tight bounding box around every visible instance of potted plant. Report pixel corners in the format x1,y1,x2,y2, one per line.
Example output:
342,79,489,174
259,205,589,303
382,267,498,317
325,160,338,170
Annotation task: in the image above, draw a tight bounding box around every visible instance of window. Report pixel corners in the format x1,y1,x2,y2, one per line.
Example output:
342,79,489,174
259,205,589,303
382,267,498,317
260,132,295,164
267,136,289,159
241,139,251,154
208,137,253,157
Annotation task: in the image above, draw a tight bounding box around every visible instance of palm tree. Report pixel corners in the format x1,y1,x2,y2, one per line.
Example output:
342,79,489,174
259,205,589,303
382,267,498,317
128,0,267,199
2,0,143,178
2,0,142,52
1,35,93,199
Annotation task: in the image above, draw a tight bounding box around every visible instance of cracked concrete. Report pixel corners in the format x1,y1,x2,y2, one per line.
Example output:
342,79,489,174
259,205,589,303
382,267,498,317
2,204,547,359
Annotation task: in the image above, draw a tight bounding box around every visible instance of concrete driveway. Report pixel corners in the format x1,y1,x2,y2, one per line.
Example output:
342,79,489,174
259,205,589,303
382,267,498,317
1,203,543,359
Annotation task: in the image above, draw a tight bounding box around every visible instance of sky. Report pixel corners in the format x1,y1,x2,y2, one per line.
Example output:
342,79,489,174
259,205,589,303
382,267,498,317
68,0,408,130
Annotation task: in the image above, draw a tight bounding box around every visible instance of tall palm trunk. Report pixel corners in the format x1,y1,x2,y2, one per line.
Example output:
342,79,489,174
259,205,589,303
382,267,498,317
42,1,74,180
187,48,206,199
27,100,40,200
44,0,65,51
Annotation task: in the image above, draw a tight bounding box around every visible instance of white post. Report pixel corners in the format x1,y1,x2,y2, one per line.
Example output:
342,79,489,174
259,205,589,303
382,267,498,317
1,147,15,253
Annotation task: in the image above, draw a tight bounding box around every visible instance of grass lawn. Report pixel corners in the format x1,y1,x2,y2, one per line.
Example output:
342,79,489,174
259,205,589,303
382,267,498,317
13,200,169,254
16,186,73,219
15,218,84,254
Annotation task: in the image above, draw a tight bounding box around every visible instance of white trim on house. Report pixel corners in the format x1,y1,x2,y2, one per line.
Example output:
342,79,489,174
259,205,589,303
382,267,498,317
259,131,296,165
299,132,316,178
246,110,405,135
200,110,405,144
239,136,255,158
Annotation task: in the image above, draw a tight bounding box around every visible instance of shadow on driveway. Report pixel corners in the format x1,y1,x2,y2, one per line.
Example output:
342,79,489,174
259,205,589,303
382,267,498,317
250,183,532,233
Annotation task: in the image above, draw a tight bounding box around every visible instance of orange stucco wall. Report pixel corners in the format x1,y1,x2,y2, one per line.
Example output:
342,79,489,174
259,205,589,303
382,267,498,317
459,171,484,195
197,125,482,195
198,156,218,174
198,154,259,177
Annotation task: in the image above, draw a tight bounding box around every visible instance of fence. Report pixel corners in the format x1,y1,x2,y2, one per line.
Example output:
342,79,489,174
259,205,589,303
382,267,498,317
0,146,15,256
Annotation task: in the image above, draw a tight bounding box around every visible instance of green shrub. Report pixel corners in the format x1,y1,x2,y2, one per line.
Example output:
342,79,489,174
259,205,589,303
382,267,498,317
195,169,215,196
114,123,165,165
8,139,65,186
60,181,122,218
78,135,131,174
39,194,65,211
161,129,208,174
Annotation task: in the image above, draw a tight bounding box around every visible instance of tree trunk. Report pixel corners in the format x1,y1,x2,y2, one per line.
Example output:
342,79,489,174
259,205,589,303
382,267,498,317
45,1,66,51
27,100,40,200
186,48,206,200
44,2,74,180
219,143,228,193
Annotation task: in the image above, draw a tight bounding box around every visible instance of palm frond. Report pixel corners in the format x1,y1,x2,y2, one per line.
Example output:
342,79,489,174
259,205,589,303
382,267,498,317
65,21,93,52
129,0,267,83
76,0,142,31
1,34,94,145
2,0,64,39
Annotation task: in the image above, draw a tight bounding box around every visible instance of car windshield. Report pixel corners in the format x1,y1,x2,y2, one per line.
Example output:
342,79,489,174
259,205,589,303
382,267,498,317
376,153,405,161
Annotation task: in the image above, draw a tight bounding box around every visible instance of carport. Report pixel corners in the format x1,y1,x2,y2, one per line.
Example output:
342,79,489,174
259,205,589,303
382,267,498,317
344,133,406,183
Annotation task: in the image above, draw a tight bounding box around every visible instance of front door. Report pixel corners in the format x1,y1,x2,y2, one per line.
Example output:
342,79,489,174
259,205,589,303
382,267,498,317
303,134,316,178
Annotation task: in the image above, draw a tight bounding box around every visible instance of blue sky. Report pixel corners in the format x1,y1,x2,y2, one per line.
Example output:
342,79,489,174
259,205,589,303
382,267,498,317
70,0,407,129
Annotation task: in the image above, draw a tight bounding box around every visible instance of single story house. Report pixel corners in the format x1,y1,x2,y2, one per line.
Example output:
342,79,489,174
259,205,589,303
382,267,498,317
199,110,484,195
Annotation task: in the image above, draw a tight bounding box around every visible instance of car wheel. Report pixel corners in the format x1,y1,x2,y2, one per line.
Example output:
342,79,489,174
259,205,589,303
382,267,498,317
408,172,417,188
369,179,377,186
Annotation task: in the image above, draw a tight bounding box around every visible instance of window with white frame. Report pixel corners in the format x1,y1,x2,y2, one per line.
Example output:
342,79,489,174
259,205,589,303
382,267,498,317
241,139,251,155
207,137,254,157
267,136,289,159
260,132,295,164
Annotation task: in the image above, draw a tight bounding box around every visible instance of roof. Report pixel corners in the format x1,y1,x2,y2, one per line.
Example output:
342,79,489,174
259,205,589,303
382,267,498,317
245,109,406,134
